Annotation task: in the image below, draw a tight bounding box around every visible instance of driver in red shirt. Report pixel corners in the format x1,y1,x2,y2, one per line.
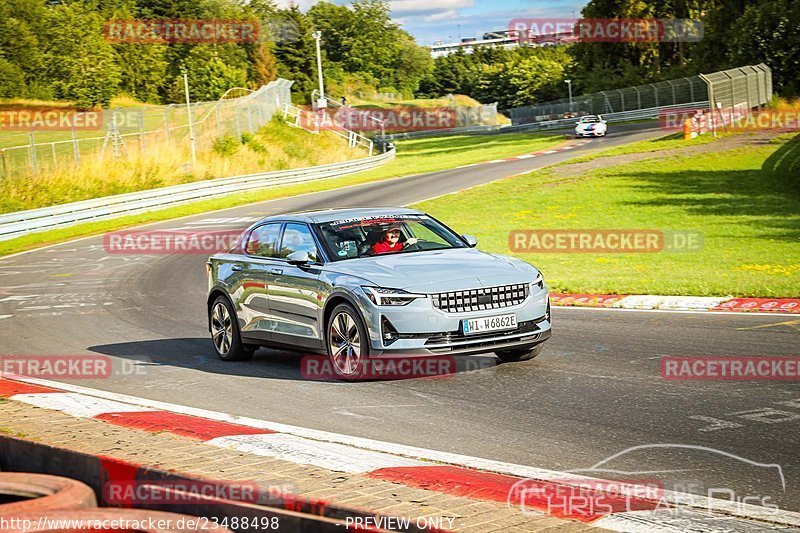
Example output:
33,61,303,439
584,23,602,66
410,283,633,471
371,223,417,254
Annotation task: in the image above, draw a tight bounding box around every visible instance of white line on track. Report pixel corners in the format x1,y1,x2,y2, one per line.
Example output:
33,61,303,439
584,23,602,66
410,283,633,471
554,306,800,318
3,373,800,528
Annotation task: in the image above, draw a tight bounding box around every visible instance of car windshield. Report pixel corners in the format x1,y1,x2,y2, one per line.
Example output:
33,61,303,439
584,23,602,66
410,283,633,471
580,116,600,123
315,214,467,261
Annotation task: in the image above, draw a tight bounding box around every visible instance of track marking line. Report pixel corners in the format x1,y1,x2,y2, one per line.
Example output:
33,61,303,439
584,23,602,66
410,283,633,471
554,306,800,318
9,392,156,418
1,374,799,529
207,434,427,474
736,319,800,332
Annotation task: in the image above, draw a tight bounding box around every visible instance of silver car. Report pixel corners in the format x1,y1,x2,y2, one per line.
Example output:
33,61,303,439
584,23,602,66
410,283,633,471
206,208,551,378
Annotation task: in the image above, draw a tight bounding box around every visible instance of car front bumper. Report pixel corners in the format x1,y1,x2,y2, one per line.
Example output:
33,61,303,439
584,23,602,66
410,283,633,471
353,287,552,356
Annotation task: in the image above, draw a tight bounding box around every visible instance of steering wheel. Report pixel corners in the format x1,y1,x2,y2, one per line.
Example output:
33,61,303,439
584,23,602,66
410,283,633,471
403,239,422,251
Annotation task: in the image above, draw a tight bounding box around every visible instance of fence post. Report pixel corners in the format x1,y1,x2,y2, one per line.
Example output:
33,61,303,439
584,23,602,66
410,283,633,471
139,110,146,152
667,80,676,105
1,149,7,177
72,126,80,165
51,142,57,168
699,73,716,137
29,131,37,173
215,107,222,137
235,109,242,139
727,72,736,125
164,106,171,145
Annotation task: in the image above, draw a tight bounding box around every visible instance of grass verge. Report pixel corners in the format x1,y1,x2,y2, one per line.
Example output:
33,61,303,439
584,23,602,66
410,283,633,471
565,131,730,164
413,134,800,297
0,131,565,257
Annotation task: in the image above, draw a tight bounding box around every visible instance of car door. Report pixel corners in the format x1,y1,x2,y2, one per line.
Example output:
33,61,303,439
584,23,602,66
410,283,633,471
236,222,282,344
266,222,324,350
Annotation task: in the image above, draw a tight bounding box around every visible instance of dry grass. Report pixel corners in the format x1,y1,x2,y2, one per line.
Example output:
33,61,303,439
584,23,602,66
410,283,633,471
0,118,365,213
109,93,147,108
0,98,81,109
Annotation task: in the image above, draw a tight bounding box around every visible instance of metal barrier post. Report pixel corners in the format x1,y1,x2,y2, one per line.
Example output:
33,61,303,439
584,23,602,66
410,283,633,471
139,110,146,152
29,132,37,173
72,127,80,165
164,106,171,145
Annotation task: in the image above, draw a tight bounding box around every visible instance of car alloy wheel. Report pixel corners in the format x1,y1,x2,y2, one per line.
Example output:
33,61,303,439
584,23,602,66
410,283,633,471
328,310,362,376
211,301,233,356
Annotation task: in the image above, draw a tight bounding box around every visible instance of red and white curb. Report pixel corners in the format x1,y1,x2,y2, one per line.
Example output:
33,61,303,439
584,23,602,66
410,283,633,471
1,375,798,530
455,141,592,169
551,293,800,314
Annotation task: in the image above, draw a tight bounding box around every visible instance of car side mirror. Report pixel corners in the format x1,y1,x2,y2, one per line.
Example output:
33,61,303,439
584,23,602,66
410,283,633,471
462,234,478,247
287,250,311,265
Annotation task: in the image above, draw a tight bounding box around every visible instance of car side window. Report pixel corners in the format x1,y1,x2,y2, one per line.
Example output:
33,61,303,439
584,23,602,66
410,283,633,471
280,223,319,262
246,223,281,258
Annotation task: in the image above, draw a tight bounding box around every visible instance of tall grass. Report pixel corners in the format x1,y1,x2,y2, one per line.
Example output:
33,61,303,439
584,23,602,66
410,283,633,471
0,118,365,213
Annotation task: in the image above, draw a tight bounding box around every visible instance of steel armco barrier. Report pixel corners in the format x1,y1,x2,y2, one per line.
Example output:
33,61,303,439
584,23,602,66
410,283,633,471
385,101,708,140
0,148,395,242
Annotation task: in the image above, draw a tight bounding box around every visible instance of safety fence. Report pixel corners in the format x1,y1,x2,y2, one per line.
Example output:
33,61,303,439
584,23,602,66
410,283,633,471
0,79,294,178
508,64,772,125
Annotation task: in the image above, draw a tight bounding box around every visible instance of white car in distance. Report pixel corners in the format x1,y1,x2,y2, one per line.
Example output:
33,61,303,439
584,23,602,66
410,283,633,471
575,115,607,137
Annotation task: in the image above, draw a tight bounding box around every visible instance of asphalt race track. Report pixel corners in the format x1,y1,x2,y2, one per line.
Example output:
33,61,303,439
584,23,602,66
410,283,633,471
1,123,798,511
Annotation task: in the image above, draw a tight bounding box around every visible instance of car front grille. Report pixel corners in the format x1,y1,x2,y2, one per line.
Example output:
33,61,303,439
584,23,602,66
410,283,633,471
431,284,529,313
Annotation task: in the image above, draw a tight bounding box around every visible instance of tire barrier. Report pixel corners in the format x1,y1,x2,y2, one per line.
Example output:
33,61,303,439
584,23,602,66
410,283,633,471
4,509,231,532
0,473,97,515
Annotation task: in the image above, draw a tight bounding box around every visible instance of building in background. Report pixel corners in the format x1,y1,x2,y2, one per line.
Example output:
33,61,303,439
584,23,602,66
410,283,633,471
428,29,576,58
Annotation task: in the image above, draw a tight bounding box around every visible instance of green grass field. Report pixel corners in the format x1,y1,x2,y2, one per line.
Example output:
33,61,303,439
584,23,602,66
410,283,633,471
0,131,565,257
413,134,800,297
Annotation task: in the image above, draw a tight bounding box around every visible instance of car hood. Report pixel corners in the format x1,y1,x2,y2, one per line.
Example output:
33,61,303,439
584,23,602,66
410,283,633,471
323,248,537,293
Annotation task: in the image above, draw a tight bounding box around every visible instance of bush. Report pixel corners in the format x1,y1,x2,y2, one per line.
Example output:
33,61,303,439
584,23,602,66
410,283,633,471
212,136,241,157
0,59,25,98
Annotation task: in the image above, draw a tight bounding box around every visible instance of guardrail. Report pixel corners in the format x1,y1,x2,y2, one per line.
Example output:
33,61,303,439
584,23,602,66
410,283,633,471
384,102,709,139
504,101,710,132
0,148,395,242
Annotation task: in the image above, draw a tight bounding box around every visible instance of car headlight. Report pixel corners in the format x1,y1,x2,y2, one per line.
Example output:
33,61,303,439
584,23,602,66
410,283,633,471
362,286,425,306
531,273,544,290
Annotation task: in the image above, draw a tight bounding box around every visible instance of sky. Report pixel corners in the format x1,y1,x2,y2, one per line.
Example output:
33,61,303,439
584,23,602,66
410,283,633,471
278,0,589,46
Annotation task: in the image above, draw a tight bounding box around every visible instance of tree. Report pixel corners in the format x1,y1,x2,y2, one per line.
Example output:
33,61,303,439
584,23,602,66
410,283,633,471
392,31,433,94
728,0,800,97
43,3,121,107
273,6,317,101
252,42,279,86
0,58,26,98
0,0,48,96
168,45,249,102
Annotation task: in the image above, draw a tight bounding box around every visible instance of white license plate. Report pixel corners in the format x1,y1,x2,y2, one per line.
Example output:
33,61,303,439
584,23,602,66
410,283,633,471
462,314,517,335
